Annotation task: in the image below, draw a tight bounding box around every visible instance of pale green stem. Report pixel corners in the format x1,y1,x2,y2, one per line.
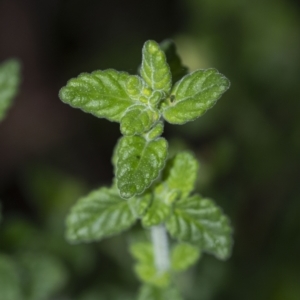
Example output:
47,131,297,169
151,224,170,272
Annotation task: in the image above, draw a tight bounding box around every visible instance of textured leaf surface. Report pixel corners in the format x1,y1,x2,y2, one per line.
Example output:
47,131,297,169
142,196,171,227
140,40,172,93
162,152,198,199
18,252,68,300
120,104,159,135
116,136,168,199
171,243,201,272
163,69,230,124
129,192,152,218
0,254,22,300
130,242,170,287
160,39,188,84
66,187,137,242
0,59,20,121
59,69,137,122
166,195,233,260
138,284,183,300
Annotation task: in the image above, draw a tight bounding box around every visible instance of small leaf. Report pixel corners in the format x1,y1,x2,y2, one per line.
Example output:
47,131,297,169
163,69,230,124
142,195,171,227
137,284,183,300
140,40,172,94
59,69,138,122
166,195,233,260
129,192,152,218
120,104,159,136
116,135,168,199
130,242,170,287
66,187,137,242
171,243,201,272
0,254,22,300
146,121,164,140
160,39,188,84
18,252,68,300
0,59,21,121
162,152,199,199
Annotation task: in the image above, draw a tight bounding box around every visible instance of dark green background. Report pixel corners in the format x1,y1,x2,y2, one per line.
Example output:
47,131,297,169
1,0,300,299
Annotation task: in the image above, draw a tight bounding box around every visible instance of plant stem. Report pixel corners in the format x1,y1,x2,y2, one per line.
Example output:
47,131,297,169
151,224,170,273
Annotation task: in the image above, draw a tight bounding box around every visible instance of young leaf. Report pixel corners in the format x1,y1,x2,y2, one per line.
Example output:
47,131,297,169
140,40,172,94
142,196,172,227
163,69,230,124
160,39,188,84
130,242,170,287
0,254,22,300
137,284,183,300
59,69,138,122
66,187,137,242
162,152,199,199
146,121,164,140
120,104,159,136
116,135,168,199
166,195,233,260
0,59,21,121
171,243,201,272
129,192,152,218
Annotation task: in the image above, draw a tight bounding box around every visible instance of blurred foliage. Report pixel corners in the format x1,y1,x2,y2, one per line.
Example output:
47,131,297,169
1,0,300,299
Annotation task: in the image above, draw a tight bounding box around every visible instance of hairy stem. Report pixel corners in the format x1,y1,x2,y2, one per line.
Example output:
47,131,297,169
151,224,170,272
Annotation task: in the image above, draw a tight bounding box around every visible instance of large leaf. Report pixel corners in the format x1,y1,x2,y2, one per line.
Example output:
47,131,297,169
59,69,137,122
120,104,159,136
171,243,201,272
137,284,183,300
166,195,233,260
18,252,68,300
140,40,172,94
0,59,20,121
66,187,137,242
162,152,199,199
0,254,22,300
116,135,168,199
163,69,230,124
130,242,170,287
160,39,188,84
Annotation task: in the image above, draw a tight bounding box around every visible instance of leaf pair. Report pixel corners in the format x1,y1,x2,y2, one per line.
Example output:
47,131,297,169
59,40,230,199
130,242,200,288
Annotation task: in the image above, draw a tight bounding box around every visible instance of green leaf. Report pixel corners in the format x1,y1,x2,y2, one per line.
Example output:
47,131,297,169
116,135,168,199
163,69,230,124
129,192,152,218
146,121,164,140
140,40,172,94
137,284,183,300
59,69,138,122
18,252,68,300
0,59,21,121
160,39,188,84
120,104,159,136
166,195,233,260
66,187,137,242
0,254,22,300
171,243,201,272
162,152,199,199
130,242,170,287
142,195,171,227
